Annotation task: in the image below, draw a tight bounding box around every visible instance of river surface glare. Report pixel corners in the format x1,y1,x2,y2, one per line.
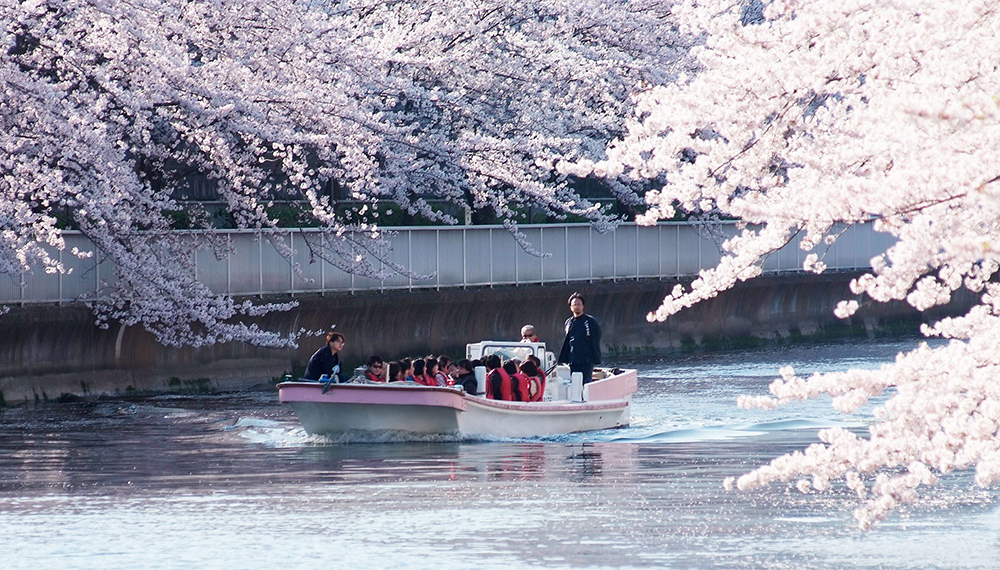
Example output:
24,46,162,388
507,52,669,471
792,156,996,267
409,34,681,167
2,338,998,569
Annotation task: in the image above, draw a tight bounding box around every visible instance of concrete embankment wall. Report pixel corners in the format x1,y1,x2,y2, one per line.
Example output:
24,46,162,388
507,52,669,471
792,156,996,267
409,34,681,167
0,272,974,404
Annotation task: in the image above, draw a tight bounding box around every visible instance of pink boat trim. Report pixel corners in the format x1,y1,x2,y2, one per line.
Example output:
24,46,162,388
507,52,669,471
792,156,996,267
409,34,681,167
464,396,627,412
278,382,468,411
278,381,630,413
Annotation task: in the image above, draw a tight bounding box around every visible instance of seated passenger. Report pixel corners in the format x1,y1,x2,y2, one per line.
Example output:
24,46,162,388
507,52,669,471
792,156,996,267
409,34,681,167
364,355,386,383
451,359,478,394
503,360,528,402
519,359,545,402
412,358,426,385
402,358,416,383
520,324,540,343
389,361,406,382
485,354,516,401
434,355,451,386
437,354,452,373
412,358,435,386
423,357,441,386
526,354,546,383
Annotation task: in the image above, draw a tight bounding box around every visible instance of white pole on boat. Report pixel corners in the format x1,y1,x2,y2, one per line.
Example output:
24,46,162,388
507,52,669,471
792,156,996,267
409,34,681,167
571,372,583,402
474,366,487,396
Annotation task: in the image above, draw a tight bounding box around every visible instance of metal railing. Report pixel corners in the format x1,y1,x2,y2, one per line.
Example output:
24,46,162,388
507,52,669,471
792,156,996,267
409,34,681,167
0,221,891,303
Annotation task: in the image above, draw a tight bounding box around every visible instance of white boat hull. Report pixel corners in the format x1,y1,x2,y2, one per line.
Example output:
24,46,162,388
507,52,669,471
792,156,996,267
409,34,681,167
279,369,637,438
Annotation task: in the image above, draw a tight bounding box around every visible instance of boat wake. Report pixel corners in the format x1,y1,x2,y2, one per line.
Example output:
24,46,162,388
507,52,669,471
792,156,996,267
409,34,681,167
223,414,862,447
603,417,862,444
222,417,312,447
224,416,595,446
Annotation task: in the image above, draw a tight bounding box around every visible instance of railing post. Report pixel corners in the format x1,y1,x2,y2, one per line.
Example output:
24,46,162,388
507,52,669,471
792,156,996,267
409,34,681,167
514,228,519,286
657,224,662,280
564,226,569,284
58,245,63,304
436,228,441,291
540,227,545,285
698,225,702,274
870,221,875,268
319,231,325,295
588,226,593,283
635,223,639,279
675,225,680,277
226,233,232,295
833,223,839,269
612,227,617,282
489,227,494,287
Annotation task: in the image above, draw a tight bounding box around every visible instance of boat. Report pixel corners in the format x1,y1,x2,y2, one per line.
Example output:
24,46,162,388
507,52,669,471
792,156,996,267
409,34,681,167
277,340,638,438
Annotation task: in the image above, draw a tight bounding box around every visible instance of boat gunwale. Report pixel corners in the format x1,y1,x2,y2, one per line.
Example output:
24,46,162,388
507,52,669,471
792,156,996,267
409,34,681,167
277,370,635,414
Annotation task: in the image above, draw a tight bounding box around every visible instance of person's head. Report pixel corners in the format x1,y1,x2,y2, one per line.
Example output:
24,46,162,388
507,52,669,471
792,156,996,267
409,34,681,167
366,355,385,376
402,358,413,376
426,359,439,376
455,359,473,375
568,293,585,317
485,354,501,370
520,359,539,377
526,354,541,368
388,361,403,382
502,360,519,376
326,331,346,352
520,324,538,341
437,355,451,370
413,358,426,376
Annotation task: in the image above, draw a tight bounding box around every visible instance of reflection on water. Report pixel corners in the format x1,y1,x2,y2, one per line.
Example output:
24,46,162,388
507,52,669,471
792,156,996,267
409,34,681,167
1,338,998,569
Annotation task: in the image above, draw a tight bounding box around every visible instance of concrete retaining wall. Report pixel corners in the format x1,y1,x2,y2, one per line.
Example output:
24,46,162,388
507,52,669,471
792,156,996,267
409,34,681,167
0,273,974,404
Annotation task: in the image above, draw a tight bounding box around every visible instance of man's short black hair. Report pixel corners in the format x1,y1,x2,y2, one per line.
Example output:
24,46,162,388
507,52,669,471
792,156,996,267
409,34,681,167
568,292,585,306
367,354,383,367
485,354,501,369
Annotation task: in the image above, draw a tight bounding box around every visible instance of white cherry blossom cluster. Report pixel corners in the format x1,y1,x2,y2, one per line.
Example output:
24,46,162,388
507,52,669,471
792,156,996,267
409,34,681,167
572,0,1000,527
2,0,690,346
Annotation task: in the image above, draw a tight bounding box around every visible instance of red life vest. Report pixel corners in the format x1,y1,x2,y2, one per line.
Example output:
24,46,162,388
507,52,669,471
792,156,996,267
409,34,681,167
422,374,437,386
527,374,544,402
365,371,384,383
513,372,532,402
486,367,515,400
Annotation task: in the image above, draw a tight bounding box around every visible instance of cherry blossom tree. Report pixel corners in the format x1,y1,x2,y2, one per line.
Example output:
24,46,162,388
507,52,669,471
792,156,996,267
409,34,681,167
2,0,688,346
564,0,1000,527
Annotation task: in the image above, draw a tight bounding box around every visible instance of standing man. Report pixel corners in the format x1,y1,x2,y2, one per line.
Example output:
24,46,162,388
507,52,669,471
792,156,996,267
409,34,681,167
558,292,601,384
304,331,346,382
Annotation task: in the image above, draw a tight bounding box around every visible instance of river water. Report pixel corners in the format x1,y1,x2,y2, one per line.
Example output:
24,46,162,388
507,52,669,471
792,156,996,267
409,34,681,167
1,338,997,569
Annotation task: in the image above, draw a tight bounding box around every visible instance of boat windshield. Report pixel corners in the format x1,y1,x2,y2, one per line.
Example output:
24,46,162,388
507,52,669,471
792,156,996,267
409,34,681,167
480,344,537,363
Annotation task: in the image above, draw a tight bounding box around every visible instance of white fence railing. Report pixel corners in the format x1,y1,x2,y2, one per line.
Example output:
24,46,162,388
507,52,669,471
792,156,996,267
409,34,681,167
0,222,891,304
